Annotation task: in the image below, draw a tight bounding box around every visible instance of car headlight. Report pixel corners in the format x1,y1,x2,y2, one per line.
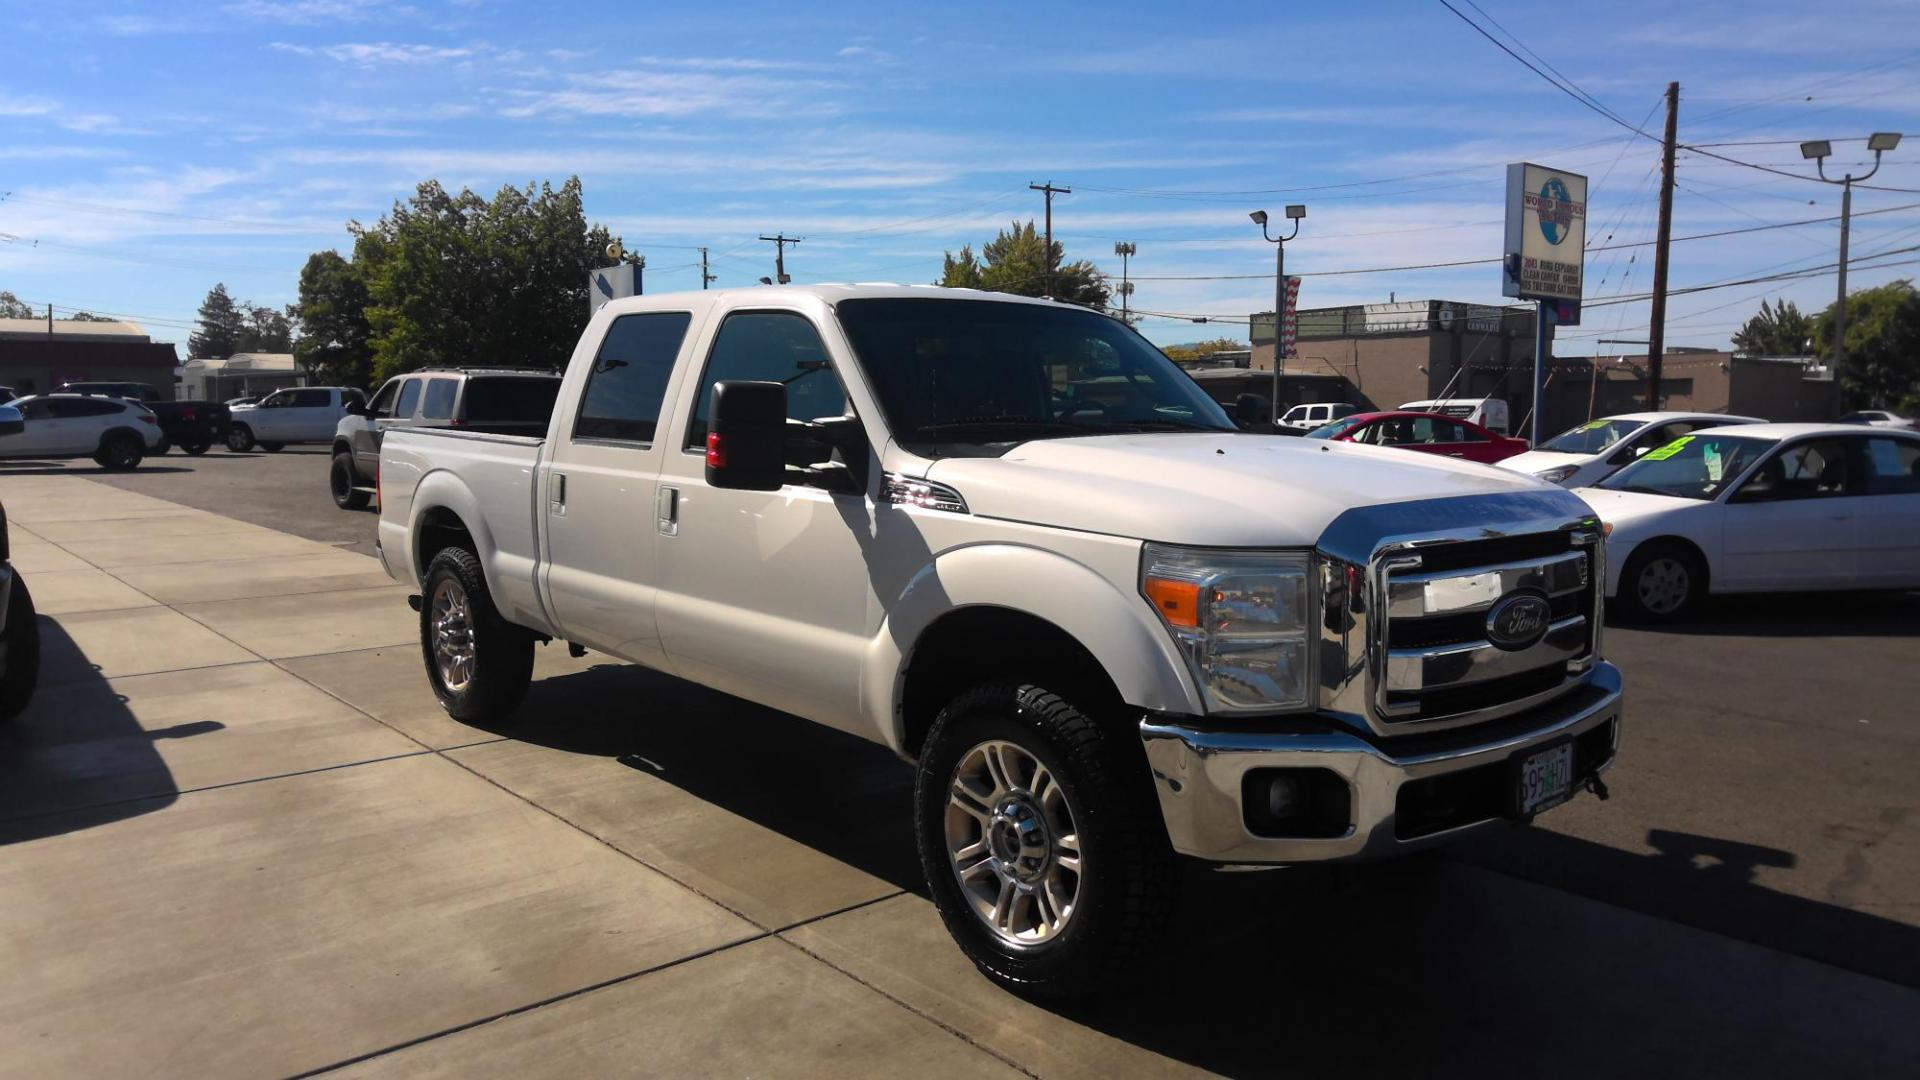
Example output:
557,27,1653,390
1534,464,1580,484
1142,544,1314,714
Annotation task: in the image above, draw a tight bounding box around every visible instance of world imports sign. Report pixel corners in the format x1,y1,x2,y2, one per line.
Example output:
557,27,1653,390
1502,162,1587,304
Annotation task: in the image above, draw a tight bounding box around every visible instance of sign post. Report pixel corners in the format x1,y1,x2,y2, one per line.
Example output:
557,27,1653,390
1503,163,1586,445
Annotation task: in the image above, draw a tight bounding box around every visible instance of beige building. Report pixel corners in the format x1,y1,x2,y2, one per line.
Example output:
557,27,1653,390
179,353,305,401
0,319,180,398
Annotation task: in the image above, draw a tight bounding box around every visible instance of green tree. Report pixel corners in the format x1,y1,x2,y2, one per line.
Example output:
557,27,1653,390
293,250,374,387
236,302,295,353
938,221,1110,309
1731,298,1814,357
354,177,628,382
1160,336,1249,362
0,290,35,319
1814,279,1920,411
189,283,245,358
65,311,111,321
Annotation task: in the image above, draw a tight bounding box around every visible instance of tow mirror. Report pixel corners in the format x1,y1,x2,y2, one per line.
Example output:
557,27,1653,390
0,403,21,437
705,380,787,491
1234,393,1269,429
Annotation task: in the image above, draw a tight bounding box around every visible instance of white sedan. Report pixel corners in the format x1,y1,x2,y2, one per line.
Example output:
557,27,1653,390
1579,423,1920,620
1501,411,1766,488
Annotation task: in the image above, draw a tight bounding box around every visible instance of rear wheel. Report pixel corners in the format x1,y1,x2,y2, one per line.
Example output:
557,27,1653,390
330,452,370,510
259,441,284,453
151,435,172,455
420,547,534,723
226,425,255,452
914,682,1176,999
1617,542,1704,622
0,575,40,722
184,442,212,455
93,432,144,471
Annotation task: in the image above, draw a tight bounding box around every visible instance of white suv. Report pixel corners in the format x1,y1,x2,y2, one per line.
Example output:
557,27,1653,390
1275,401,1356,434
0,394,161,470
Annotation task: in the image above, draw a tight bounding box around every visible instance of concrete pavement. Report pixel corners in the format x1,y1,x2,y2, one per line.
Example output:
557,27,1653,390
3,473,1917,1077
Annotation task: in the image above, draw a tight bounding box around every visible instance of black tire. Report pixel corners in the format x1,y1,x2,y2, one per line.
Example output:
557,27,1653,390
151,435,172,455
330,452,370,510
420,547,533,723
1,574,41,722
184,442,212,456
226,425,255,452
1615,541,1705,623
914,682,1176,999
260,442,284,453
92,431,144,471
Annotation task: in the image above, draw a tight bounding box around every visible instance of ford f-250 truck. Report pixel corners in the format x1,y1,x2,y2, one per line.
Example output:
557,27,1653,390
376,285,1623,997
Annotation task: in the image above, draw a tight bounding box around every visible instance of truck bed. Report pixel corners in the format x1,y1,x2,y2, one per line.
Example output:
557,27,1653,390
376,426,553,635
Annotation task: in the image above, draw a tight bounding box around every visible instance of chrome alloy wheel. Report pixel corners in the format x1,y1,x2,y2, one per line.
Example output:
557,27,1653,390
430,578,476,693
1636,556,1691,615
945,739,1082,946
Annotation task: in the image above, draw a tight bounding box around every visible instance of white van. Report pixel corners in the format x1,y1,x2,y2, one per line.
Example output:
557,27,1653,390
1275,401,1357,434
1399,398,1510,436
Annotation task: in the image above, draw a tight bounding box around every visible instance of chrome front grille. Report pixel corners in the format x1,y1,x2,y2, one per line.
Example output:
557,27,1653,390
1315,514,1605,737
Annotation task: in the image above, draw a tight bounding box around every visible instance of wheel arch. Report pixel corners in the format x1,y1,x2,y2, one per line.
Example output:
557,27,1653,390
1617,534,1712,597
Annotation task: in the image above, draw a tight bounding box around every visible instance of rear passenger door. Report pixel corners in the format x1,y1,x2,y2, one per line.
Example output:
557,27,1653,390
1853,437,1920,585
541,310,697,668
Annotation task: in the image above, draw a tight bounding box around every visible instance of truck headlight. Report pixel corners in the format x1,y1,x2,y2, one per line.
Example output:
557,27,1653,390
1534,464,1580,484
1142,545,1314,714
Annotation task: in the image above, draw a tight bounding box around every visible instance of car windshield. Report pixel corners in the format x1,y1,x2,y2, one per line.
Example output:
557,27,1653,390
1540,417,1642,454
835,298,1234,457
1306,415,1371,440
1596,431,1776,501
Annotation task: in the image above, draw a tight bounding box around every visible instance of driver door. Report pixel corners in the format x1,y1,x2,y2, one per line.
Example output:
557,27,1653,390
651,309,878,732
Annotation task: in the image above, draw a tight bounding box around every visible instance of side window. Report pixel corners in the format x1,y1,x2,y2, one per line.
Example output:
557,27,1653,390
369,380,401,418
258,392,287,409
1309,405,1330,423
394,379,422,420
18,400,50,419
1743,439,1851,501
1860,438,1920,495
574,311,693,443
1283,406,1307,423
1428,419,1472,443
684,312,845,449
1452,420,1489,442
289,388,332,408
420,378,458,421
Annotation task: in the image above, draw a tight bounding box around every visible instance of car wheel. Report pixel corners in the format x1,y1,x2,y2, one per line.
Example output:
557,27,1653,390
0,574,40,722
420,546,534,723
151,436,172,455
184,442,212,455
330,452,371,510
92,432,144,471
1617,543,1704,622
914,682,1176,999
259,442,284,452
226,425,255,452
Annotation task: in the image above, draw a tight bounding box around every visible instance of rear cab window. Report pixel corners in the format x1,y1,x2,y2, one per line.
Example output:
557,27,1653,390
460,376,563,423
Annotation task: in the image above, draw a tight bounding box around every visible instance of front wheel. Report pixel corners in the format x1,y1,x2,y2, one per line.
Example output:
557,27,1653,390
914,682,1176,999
1616,543,1704,622
1,574,40,722
330,452,370,510
259,441,284,453
420,547,533,723
226,425,255,452
184,442,212,455
151,436,172,455
93,432,144,471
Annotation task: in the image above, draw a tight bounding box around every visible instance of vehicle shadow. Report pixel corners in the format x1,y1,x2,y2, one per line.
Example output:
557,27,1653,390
1608,589,1920,637
467,662,1920,1076
0,462,195,475
0,615,221,844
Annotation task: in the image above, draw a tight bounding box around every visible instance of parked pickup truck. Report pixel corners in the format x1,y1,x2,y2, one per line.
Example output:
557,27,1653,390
227,386,366,453
377,285,1624,996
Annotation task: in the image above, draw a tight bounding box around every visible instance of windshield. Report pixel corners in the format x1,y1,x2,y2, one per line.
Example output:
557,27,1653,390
1306,415,1371,440
835,298,1234,458
1540,418,1641,455
1597,431,1775,501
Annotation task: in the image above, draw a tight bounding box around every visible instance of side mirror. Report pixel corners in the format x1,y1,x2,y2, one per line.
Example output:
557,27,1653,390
0,404,22,437
1234,393,1269,429
705,380,787,491
346,399,369,417
1729,483,1772,504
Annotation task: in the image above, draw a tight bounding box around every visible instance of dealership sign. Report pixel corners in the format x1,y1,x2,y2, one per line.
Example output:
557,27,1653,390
1503,162,1587,304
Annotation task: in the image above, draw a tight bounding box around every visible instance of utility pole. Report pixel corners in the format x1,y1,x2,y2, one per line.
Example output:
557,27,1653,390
758,234,800,284
699,247,717,289
1029,182,1070,297
1645,80,1679,410
1114,242,1136,323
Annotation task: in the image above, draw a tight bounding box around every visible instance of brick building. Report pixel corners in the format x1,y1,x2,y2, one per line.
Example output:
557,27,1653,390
0,319,181,399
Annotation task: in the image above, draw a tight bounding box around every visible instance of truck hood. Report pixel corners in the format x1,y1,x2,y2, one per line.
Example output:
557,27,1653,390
924,432,1556,547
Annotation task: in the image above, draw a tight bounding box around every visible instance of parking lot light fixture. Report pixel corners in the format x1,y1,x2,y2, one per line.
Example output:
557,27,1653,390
1799,140,1831,161
1285,204,1307,220
1867,132,1902,152
1804,133,1902,398
1249,210,1268,226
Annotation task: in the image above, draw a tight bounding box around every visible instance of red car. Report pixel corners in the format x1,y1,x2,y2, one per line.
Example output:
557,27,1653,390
1304,410,1529,464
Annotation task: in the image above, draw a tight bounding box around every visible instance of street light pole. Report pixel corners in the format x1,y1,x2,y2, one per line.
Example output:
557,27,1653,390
1114,242,1136,324
1801,133,1902,397
1252,205,1306,427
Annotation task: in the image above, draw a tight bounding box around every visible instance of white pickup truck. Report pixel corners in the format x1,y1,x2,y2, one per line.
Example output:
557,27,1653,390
377,285,1623,996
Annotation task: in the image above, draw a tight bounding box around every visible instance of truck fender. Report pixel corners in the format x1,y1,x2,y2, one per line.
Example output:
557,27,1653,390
407,469,506,595
863,543,1205,756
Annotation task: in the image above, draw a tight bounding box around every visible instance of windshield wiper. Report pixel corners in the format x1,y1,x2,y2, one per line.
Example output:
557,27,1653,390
1615,485,1676,496
913,416,1091,437
1108,418,1227,432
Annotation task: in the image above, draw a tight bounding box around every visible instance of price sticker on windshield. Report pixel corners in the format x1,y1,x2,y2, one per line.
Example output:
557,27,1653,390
1643,435,1694,461
1582,420,1610,431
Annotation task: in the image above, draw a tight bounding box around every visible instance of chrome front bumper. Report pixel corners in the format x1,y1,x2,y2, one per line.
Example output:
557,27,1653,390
1140,661,1623,864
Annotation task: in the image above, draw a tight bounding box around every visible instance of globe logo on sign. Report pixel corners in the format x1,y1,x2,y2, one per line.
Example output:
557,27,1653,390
1537,178,1573,245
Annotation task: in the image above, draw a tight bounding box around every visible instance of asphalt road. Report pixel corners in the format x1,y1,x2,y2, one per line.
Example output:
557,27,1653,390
12,444,1919,998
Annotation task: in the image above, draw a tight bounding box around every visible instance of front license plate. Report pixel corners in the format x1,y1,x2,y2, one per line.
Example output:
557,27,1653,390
1515,742,1575,816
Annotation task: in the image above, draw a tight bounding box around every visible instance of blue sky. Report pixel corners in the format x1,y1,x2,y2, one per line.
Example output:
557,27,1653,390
2,0,1918,359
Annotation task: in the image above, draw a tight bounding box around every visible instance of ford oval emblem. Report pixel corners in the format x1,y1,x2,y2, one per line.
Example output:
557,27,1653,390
1486,593,1552,651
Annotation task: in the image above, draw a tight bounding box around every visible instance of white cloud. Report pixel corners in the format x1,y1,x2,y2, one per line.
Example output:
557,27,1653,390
837,45,896,64
0,93,58,117
223,0,392,25
271,41,478,64
500,68,847,120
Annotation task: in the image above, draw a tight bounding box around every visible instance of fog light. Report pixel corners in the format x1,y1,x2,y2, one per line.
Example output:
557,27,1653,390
1242,768,1352,839
1266,775,1303,819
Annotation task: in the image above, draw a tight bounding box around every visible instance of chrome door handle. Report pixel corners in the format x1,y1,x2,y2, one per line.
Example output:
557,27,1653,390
657,486,679,537
549,473,567,517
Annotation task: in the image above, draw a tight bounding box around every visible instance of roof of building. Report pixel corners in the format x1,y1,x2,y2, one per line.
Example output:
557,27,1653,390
0,318,151,342
182,353,297,371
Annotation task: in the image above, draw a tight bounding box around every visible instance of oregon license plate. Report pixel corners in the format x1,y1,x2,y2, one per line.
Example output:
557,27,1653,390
1515,742,1575,816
